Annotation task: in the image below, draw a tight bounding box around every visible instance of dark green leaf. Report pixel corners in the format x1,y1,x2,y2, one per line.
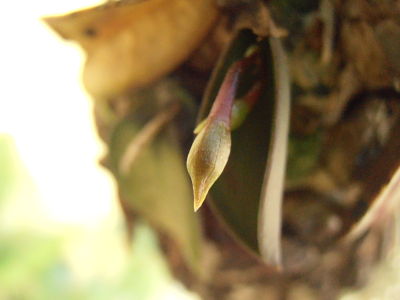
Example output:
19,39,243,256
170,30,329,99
200,34,275,254
196,32,291,267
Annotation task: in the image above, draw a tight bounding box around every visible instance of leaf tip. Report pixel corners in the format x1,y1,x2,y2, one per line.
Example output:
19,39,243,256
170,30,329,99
193,201,202,212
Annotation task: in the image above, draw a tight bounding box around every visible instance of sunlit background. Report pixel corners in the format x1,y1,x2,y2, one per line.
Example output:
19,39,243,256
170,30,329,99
0,1,196,299
0,0,113,226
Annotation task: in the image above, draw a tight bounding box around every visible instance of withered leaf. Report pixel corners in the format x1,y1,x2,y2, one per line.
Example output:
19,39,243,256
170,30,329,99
44,0,219,99
257,37,291,268
344,165,400,244
343,119,400,244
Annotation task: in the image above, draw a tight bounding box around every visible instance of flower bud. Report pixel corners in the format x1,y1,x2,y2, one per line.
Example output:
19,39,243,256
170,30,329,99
187,61,242,211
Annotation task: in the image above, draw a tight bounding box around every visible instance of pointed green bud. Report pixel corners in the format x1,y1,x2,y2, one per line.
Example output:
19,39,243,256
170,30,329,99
187,120,231,211
187,61,242,211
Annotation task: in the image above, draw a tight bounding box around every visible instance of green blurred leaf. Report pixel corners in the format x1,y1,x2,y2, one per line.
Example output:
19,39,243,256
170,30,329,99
108,100,202,273
0,234,76,300
287,132,322,182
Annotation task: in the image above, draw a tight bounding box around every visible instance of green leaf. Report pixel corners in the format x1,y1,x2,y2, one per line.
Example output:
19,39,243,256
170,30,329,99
108,101,202,273
198,33,275,253
196,31,291,267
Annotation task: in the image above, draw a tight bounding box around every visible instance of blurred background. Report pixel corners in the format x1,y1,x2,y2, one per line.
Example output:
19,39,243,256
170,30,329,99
0,1,196,299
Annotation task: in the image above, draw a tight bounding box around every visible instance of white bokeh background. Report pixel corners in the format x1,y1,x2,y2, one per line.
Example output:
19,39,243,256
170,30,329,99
0,0,114,225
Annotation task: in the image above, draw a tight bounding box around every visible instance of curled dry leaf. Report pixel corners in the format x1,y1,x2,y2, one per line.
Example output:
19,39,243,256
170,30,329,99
343,165,400,244
187,61,242,211
44,0,219,99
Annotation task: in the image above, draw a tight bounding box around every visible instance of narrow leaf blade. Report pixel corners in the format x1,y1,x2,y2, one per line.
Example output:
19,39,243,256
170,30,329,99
204,35,276,253
257,37,291,268
109,99,202,273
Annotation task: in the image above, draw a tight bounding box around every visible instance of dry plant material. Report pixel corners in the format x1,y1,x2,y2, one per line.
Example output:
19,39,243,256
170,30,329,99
344,165,400,244
258,37,291,268
44,0,219,99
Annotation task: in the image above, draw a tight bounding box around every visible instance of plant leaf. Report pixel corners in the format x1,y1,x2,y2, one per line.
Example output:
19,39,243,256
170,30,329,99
257,37,291,268
108,102,202,273
343,165,400,244
197,32,276,254
342,120,400,244
196,32,291,265
119,103,180,175
44,0,219,99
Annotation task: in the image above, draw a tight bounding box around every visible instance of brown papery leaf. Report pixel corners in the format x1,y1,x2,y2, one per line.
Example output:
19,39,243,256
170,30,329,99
343,165,400,244
44,0,219,99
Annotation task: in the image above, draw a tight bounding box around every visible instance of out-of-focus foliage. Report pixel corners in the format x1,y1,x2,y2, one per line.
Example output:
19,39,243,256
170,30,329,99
108,100,202,272
0,226,190,300
0,234,68,300
0,135,194,300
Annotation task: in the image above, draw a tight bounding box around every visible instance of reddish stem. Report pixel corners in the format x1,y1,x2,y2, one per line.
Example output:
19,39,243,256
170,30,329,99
208,61,243,124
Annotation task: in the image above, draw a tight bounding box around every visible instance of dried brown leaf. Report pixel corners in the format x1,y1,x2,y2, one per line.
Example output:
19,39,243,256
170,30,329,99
44,0,219,99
